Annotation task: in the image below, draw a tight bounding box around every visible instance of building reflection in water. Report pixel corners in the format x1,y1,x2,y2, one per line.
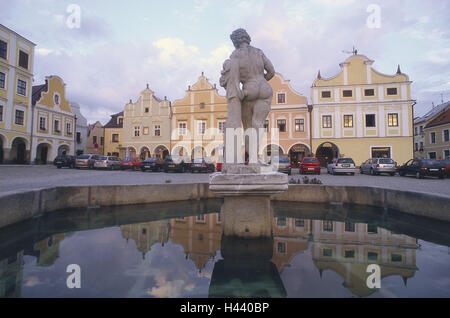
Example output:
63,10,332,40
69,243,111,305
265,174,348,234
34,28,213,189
0,210,419,298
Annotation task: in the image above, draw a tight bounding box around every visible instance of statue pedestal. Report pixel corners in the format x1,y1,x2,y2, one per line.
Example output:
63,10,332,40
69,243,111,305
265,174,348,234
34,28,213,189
209,165,288,238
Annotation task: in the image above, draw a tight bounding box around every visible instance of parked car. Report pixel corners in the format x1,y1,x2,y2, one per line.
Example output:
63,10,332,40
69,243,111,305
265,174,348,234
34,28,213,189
190,158,215,173
441,159,450,178
55,155,76,169
94,156,121,170
141,157,164,172
300,157,321,175
120,157,141,171
216,161,223,172
276,156,291,175
327,158,356,175
360,158,397,176
398,158,445,179
75,154,99,169
163,155,189,173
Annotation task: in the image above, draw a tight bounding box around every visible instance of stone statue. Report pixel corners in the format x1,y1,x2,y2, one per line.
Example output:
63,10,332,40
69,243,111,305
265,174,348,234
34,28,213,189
220,28,275,165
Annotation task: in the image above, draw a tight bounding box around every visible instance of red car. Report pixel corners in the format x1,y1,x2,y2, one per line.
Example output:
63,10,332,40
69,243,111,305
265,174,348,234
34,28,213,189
120,157,141,171
300,157,321,175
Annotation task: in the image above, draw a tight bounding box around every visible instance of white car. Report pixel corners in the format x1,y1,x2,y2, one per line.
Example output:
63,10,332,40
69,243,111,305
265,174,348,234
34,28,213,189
327,158,356,175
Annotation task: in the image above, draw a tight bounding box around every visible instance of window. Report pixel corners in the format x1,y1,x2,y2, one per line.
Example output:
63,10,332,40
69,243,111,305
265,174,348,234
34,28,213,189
54,120,60,132
100,137,104,146
277,217,286,227
15,110,24,125
443,129,449,142
414,127,418,136
134,126,140,137
76,132,81,143
66,122,72,134
295,119,304,132
154,125,161,136
364,89,375,96
323,220,333,232
420,126,424,134
277,93,286,104
0,40,7,59
277,242,286,254
54,94,60,105
39,117,46,130
323,249,333,257
368,252,378,261
345,222,355,232
372,147,390,159
143,127,149,135
365,114,376,127
0,105,3,122
321,91,331,98
345,250,355,258
277,119,286,132
112,134,119,142
420,142,424,150
93,136,97,144
322,115,332,128
367,224,378,234
218,121,225,134
197,121,206,135
145,107,149,113
196,214,205,222
178,122,187,136
342,90,352,97
17,79,27,96
388,113,399,127
118,117,123,125
199,102,205,109
444,150,450,159
415,143,418,152
431,132,436,144
295,219,304,227
343,115,353,128
0,72,5,89
264,120,269,132
18,51,29,69
387,87,398,95
391,254,403,262
429,152,436,159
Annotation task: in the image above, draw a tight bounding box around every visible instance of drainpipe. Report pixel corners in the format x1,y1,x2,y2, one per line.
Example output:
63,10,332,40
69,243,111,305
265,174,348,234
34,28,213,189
74,115,77,156
411,100,417,158
30,103,35,165
308,104,313,156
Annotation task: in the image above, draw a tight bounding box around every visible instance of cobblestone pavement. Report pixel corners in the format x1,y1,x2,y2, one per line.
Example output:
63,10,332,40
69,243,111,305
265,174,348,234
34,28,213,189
0,165,449,197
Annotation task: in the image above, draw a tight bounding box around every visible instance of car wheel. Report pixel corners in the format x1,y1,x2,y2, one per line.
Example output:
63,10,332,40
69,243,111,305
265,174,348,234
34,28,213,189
57,165,62,169
370,169,375,176
415,172,422,179
390,172,395,176
360,168,363,174
399,171,405,176
438,174,444,179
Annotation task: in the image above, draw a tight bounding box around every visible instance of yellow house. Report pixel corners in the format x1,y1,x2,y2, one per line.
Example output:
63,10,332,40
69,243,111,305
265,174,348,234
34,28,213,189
311,53,415,166
86,121,104,155
103,111,125,158
171,73,228,162
0,24,36,164
31,76,75,163
423,107,450,159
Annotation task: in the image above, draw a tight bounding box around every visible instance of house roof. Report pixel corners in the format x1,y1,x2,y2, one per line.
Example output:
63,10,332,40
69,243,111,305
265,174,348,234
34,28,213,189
415,101,450,125
104,111,124,128
425,108,450,129
31,83,48,106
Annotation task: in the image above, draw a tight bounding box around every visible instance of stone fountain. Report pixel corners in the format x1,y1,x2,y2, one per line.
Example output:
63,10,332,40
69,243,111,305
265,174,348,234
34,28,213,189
209,29,288,239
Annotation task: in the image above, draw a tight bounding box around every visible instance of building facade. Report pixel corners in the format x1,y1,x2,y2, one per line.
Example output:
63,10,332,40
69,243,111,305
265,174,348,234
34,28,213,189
414,101,450,159
0,24,36,164
104,111,124,158
86,121,104,155
266,73,311,166
171,74,227,162
123,85,171,159
71,102,88,156
311,54,415,166
423,107,450,160
30,76,75,163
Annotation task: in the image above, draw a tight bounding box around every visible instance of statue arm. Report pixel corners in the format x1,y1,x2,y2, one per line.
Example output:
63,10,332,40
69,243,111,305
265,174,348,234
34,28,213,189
262,53,275,81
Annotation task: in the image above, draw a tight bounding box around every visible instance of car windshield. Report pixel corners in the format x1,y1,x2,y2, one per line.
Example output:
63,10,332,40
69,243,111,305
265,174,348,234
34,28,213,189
77,155,90,159
145,158,157,162
379,159,394,164
337,158,354,164
276,157,290,163
123,158,134,162
422,159,442,166
98,156,107,160
193,158,204,163
303,158,318,163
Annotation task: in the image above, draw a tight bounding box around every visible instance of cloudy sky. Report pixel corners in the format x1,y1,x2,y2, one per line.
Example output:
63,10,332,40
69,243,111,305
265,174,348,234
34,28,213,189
1,0,449,124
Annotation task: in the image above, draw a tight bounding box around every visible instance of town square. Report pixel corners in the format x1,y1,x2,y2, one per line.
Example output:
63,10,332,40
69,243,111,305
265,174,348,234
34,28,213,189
0,0,449,303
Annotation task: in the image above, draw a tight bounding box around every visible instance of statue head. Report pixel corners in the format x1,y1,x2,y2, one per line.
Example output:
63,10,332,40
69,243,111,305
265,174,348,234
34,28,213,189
230,28,251,49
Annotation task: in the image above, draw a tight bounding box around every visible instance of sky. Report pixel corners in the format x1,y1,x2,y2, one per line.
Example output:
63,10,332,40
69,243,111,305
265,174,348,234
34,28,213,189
1,0,449,124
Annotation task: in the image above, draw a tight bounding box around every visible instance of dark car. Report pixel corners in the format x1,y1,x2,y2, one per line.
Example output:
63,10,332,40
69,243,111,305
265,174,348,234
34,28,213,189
141,157,164,172
163,155,190,173
398,159,446,179
300,157,321,175
440,159,450,178
75,154,99,169
190,158,215,173
275,156,291,175
54,155,76,169
120,157,141,171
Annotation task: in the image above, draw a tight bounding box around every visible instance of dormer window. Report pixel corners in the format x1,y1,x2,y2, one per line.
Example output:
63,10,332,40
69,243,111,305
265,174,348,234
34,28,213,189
118,117,123,125
277,93,286,104
54,94,60,105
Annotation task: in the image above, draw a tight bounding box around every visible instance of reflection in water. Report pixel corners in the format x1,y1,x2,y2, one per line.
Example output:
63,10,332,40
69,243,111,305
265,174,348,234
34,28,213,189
0,200,449,298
